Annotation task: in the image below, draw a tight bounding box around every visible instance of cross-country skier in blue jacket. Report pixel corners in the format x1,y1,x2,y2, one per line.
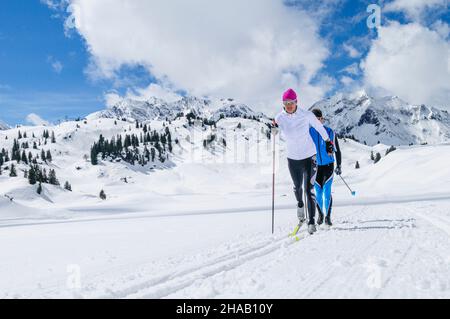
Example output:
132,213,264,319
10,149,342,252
309,109,342,227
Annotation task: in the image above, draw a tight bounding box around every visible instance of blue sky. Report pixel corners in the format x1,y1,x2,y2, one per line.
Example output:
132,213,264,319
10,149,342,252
0,1,102,124
0,0,448,125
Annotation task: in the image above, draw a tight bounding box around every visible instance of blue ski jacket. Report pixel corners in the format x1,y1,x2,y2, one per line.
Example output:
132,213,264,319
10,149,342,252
309,126,342,166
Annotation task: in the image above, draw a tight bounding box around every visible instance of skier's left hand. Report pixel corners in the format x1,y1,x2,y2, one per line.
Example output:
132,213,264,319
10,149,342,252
335,165,342,176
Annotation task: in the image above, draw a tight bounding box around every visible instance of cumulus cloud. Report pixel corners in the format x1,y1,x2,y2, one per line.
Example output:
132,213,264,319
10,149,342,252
340,76,354,86
26,113,50,126
431,20,450,39
57,0,331,113
384,0,448,22
362,21,450,108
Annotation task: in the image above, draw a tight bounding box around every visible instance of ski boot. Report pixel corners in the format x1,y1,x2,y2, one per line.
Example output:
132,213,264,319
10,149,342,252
308,223,317,235
324,215,333,230
317,212,324,225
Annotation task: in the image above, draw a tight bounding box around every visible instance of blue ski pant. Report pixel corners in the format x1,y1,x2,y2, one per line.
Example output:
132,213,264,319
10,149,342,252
315,163,334,217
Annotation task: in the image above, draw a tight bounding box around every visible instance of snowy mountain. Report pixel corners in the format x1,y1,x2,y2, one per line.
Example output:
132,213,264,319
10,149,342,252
0,120,10,130
89,96,266,123
310,91,450,146
92,92,450,147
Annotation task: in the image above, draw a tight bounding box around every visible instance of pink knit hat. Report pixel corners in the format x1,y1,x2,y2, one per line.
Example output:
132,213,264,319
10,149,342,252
282,88,297,101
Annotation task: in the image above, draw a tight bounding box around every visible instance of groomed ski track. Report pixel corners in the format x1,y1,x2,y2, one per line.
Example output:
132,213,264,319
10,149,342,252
1,196,449,299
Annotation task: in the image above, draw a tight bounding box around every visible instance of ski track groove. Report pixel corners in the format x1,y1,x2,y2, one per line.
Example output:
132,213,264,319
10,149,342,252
298,205,412,298
374,205,450,298
126,235,307,299
302,225,381,298
163,206,367,299
161,206,368,299
101,205,366,299
26,203,449,299
96,231,303,299
374,242,415,299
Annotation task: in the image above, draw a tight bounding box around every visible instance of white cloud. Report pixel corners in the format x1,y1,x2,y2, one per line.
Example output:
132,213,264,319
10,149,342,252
52,60,63,74
40,0,59,10
362,21,450,108
26,113,50,126
384,0,448,22
343,43,361,58
431,20,450,39
340,76,354,86
59,0,331,113
40,0,69,10
104,92,123,108
48,56,63,74
340,63,361,76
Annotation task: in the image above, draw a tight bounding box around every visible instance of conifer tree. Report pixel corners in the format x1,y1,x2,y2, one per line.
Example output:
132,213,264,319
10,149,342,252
37,182,42,195
9,164,17,177
64,181,72,191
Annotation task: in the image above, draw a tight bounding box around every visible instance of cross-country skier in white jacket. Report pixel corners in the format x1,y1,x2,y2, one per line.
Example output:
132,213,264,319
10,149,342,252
272,88,334,235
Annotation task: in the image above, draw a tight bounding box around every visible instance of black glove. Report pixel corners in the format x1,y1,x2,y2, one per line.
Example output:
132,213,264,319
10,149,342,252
335,165,342,176
326,140,334,154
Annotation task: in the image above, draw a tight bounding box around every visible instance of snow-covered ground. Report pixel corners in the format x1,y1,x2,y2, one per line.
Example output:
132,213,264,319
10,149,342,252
0,116,449,298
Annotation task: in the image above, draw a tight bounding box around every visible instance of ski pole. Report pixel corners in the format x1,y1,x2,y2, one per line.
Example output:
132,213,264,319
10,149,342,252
338,174,356,196
271,131,276,234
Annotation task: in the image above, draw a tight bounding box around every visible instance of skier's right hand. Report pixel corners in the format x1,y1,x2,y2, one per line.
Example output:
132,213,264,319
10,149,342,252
271,120,279,135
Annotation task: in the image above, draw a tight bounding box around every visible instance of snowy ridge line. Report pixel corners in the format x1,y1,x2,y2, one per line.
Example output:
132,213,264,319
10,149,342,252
2,193,450,230
67,192,450,215
97,231,308,299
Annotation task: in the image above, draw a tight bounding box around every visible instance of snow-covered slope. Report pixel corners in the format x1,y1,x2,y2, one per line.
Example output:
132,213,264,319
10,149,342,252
0,111,273,212
1,93,450,298
311,91,450,146
1,133,450,298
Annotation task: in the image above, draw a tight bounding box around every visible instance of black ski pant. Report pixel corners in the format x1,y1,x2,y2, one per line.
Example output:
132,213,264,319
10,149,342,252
287,156,318,225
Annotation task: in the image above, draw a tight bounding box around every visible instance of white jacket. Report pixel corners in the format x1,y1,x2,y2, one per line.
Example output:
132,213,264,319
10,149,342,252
275,108,330,161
